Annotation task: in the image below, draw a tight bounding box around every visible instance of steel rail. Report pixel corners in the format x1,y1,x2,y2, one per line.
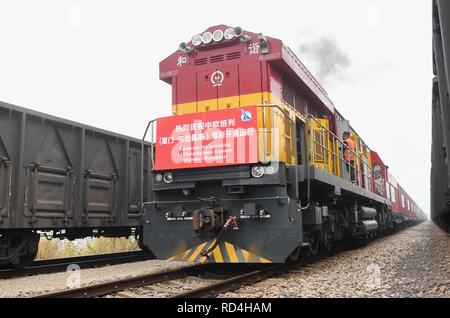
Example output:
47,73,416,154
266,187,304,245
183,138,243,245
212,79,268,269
0,250,151,279
31,263,211,298
29,224,414,299
171,264,290,298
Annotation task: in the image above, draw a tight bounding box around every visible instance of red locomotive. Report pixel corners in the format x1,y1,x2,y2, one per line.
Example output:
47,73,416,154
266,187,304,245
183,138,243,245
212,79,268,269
142,25,425,263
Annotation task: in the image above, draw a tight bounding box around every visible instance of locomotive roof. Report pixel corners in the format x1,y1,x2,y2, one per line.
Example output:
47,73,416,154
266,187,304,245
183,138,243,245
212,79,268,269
159,25,335,114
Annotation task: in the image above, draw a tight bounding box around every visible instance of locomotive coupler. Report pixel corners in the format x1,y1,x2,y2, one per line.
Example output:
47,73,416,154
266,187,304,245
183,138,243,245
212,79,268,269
199,215,239,260
198,196,220,208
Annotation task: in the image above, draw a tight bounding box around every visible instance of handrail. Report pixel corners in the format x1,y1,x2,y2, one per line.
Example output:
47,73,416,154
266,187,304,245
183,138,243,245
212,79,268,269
256,104,295,123
256,104,295,163
141,119,157,210
307,114,385,196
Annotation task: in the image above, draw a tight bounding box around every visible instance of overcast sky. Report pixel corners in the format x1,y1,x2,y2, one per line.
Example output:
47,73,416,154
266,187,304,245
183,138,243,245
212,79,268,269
0,0,432,214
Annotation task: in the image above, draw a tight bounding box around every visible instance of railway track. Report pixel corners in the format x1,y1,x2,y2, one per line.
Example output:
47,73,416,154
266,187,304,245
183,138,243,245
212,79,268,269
28,227,414,298
171,264,291,298
0,250,152,280
31,263,287,298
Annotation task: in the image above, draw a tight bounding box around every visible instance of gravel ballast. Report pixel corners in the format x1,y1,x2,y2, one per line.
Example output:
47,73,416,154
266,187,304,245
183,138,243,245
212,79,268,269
221,221,449,298
0,259,192,298
2,221,448,298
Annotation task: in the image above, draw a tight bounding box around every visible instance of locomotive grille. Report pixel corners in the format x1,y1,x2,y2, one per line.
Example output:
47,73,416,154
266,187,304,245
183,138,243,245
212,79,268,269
193,52,241,67
0,246,8,259
194,57,208,66
226,52,241,60
210,55,225,63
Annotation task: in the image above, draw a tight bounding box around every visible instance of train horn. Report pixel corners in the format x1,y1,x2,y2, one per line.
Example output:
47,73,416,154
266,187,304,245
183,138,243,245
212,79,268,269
233,26,243,37
234,26,251,43
178,42,193,55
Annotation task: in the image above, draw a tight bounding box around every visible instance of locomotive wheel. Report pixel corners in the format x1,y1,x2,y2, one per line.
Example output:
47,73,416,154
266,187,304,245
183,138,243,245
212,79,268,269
321,221,335,252
308,231,320,256
322,236,334,252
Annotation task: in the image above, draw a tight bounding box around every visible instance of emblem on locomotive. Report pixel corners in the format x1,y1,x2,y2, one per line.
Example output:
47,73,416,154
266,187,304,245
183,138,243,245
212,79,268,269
241,109,252,122
211,70,224,87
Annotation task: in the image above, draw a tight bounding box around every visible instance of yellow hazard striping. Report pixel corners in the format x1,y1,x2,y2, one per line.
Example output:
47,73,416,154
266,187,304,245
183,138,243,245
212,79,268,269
182,248,192,261
259,257,271,263
188,242,207,262
198,239,216,264
169,241,272,263
168,248,191,261
212,244,224,263
225,242,238,263
241,249,252,263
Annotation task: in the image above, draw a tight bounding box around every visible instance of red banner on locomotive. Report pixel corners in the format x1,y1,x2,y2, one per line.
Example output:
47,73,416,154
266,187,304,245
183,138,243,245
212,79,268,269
154,106,258,170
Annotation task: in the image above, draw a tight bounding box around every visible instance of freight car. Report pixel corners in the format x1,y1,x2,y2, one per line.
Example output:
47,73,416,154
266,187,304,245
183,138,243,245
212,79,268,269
142,25,425,263
0,101,151,267
431,0,450,232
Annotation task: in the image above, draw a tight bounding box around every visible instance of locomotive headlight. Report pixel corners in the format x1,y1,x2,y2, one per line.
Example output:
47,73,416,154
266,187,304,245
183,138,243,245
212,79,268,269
251,166,264,178
163,172,173,183
155,174,163,182
202,32,213,44
265,166,275,175
213,29,224,42
192,34,202,46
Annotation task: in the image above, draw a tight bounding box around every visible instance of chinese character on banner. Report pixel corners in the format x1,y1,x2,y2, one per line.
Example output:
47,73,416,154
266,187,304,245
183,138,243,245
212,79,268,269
155,106,258,170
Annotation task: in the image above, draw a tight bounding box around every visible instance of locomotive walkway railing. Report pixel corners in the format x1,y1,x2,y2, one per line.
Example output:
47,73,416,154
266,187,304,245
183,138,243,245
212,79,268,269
257,103,295,164
307,114,386,197
141,118,157,208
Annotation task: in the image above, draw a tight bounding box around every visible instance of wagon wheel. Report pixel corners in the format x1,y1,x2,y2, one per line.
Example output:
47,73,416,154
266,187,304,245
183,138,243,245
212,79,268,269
137,232,146,250
136,233,155,258
12,233,40,269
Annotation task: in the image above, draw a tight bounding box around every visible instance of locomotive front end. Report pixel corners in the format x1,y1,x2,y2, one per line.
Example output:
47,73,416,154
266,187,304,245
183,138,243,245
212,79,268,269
142,25,303,263
143,105,302,263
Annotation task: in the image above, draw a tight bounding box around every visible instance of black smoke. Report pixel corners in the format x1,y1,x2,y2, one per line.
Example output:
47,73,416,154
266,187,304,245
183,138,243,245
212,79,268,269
299,35,351,87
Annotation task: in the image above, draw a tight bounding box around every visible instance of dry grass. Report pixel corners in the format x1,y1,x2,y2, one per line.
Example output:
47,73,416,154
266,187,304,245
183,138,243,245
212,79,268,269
82,237,139,255
36,237,139,260
36,239,68,260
